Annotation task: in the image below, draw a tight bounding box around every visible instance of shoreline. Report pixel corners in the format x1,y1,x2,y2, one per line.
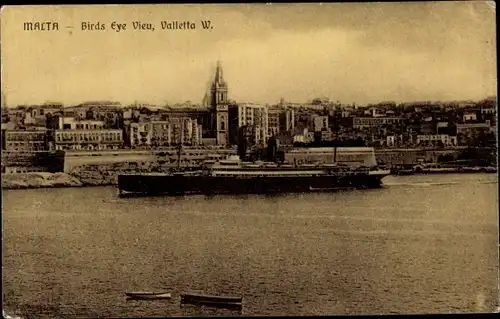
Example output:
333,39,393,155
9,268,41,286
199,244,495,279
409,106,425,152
1,182,116,190
1,172,116,190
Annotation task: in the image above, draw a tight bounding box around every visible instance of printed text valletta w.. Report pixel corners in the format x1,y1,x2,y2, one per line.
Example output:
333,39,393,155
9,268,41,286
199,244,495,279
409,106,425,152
23,20,213,32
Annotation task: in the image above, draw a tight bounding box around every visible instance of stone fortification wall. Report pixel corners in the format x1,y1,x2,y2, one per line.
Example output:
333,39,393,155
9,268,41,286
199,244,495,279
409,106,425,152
374,149,462,166
284,147,377,167
63,150,156,173
283,147,467,167
62,148,237,173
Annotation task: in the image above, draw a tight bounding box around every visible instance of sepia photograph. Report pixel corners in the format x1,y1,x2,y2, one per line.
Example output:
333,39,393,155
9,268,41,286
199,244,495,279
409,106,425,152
1,2,498,317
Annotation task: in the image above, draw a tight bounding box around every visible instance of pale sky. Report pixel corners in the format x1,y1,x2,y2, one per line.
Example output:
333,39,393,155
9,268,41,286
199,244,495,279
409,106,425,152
1,2,497,107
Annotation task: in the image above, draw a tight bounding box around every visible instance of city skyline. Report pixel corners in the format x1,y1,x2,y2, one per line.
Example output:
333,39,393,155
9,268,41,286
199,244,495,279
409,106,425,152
1,3,497,107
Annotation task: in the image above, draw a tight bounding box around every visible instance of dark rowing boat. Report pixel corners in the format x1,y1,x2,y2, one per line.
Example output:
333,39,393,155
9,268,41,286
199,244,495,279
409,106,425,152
180,293,242,309
125,291,172,300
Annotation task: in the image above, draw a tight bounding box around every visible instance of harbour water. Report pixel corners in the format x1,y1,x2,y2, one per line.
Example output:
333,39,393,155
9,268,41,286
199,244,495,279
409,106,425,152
2,173,499,317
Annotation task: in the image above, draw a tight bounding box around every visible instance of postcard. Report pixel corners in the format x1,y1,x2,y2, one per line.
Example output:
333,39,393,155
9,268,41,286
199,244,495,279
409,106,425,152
1,3,498,317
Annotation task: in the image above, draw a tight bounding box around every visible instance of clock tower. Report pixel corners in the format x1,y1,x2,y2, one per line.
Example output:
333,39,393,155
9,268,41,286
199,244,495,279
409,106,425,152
210,61,229,146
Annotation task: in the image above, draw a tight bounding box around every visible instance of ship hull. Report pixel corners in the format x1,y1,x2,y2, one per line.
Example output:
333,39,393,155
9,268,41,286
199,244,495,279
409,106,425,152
117,173,387,197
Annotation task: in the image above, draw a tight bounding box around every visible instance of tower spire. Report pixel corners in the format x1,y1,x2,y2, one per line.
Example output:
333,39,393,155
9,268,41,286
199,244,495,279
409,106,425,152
214,60,225,85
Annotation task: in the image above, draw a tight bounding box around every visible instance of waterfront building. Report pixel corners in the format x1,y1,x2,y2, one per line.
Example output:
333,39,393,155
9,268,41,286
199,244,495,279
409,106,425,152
24,103,64,127
4,107,27,127
456,123,493,134
236,125,255,158
57,117,105,130
416,134,457,147
129,122,152,146
161,107,211,137
54,129,123,151
62,105,88,119
456,123,494,146
228,103,269,147
279,108,295,132
435,121,455,136
353,117,406,129
24,111,45,127
28,102,64,117
2,128,48,152
168,118,202,146
267,108,280,139
52,116,123,151
367,106,387,118
436,121,449,129
389,133,418,148
129,118,202,147
386,135,399,147
480,107,496,115
463,112,478,122
76,101,123,129
320,130,335,142
292,128,314,144
313,115,329,132
122,107,135,120
301,100,330,111
341,110,351,118
419,122,437,135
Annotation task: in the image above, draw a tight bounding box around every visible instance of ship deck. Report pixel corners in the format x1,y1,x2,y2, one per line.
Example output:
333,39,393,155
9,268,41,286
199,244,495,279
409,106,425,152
118,168,390,178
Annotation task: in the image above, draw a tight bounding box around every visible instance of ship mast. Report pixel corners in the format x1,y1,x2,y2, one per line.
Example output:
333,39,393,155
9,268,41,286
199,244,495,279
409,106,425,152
333,113,338,163
177,143,182,170
334,144,337,163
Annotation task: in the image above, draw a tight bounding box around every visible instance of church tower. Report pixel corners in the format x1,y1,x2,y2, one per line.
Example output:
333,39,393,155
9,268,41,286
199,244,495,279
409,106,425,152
210,61,229,145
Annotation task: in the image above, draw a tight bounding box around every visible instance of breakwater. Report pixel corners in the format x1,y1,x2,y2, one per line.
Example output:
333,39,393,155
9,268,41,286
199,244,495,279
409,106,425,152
2,172,83,189
2,163,191,189
2,170,125,190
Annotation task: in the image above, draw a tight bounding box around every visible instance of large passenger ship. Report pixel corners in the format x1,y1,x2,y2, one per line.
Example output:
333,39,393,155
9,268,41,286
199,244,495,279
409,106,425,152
117,147,390,196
